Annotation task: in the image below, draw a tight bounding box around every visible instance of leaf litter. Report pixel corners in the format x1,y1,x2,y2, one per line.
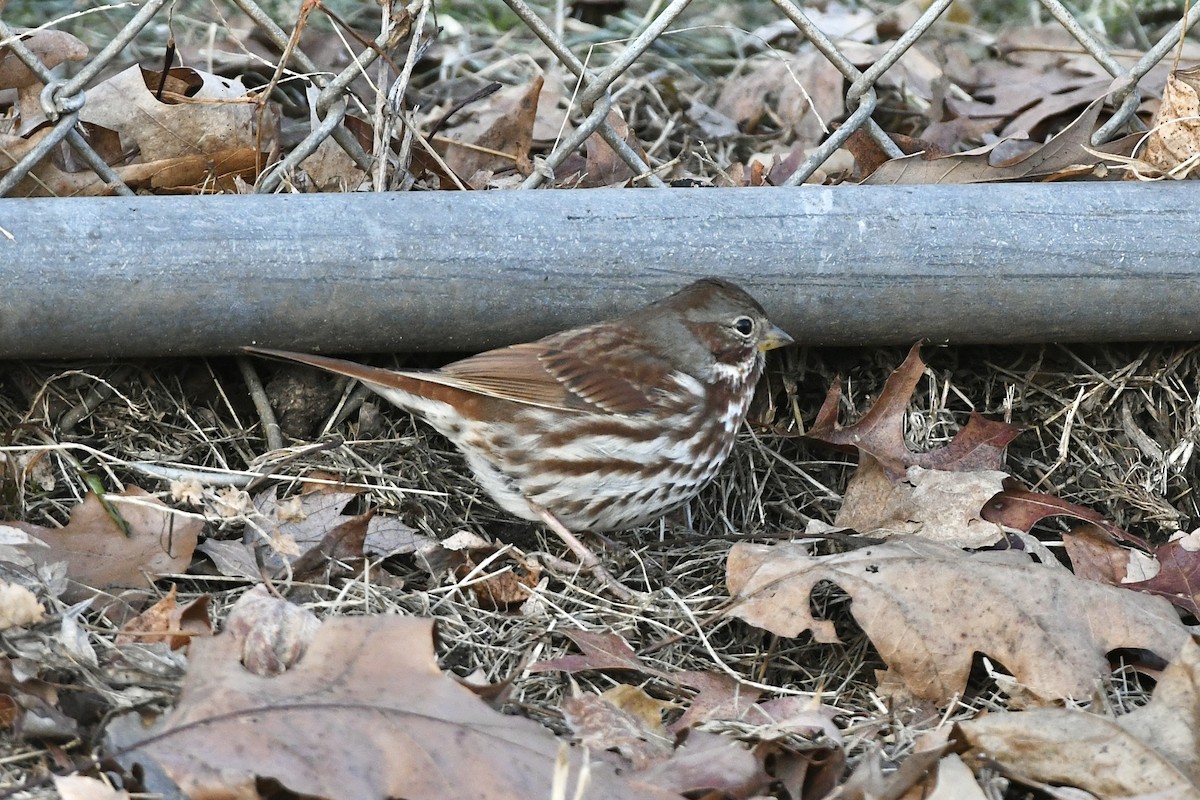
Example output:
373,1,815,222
6,2,1200,798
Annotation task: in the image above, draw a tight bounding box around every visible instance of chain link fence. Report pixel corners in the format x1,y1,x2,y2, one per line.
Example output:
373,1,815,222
2,0,1198,197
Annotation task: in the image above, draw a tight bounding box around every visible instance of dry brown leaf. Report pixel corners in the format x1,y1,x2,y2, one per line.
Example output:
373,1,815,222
863,98,1135,184
562,691,674,770
956,638,1200,796
806,344,1023,480
559,108,649,187
1141,65,1200,178
80,65,258,163
0,655,63,733
0,30,87,91
529,628,670,678
0,29,88,135
637,730,773,799
298,84,369,191
726,537,1189,703
917,754,987,800
12,488,200,603
115,585,212,650
442,76,544,180
137,615,682,800
714,50,844,145
255,487,430,568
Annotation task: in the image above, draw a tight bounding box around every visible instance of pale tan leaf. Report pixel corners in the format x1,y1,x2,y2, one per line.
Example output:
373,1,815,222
1142,66,1200,178
115,585,212,650
726,537,1189,702
835,460,1007,547
79,65,258,163
52,774,130,800
956,642,1200,796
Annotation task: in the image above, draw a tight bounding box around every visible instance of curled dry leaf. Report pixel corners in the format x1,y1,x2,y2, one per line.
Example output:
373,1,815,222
222,584,320,676
1063,522,1200,617
115,585,212,651
805,343,1019,547
806,343,1023,480
726,537,1190,703
76,65,262,192
137,615,682,800
1140,65,1200,179
956,638,1200,796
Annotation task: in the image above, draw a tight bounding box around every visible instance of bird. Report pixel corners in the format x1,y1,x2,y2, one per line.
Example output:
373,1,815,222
245,277,792,599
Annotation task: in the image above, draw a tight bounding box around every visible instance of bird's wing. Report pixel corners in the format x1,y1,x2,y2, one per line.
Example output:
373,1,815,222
441,328,676,415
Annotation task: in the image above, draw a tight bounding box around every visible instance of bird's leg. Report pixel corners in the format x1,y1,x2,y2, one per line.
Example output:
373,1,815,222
532,506,644,602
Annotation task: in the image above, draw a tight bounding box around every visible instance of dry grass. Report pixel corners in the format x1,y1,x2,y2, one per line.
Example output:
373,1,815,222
2,0,1196,795
0,340,1195,793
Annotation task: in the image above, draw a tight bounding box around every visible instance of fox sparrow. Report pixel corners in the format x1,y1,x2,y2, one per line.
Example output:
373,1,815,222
246,277,792,598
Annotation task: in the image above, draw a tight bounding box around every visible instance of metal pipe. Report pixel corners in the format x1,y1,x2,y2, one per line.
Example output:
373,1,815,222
1,184,1197,359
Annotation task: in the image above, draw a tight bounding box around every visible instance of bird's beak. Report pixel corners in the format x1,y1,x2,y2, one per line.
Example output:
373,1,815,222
758,324,794,352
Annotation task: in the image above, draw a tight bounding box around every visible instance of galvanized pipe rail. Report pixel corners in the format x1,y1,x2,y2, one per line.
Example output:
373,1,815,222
1,184,1196,359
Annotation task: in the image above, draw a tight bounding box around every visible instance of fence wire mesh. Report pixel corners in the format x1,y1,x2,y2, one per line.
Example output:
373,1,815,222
1,0,1197,197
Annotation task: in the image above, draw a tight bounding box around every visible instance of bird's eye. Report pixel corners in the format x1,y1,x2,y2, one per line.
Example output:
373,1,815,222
733,316,755,337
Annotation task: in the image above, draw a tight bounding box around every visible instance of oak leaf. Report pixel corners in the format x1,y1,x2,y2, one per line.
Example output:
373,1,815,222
137,616,682,800
956,638,1200,796
12,488,200,603
726,537,1189,703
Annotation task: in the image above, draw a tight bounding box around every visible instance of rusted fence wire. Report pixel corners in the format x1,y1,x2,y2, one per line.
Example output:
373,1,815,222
2,0,1198,197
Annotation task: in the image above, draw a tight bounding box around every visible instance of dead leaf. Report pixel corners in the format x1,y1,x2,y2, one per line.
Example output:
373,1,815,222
0,29,87,135
835,460,1008,547
299,84,369,191
1121,536,1200,615
529,629,669,679
638,730,773,799
714,50,844,146
956,638,1200,796
442,76,544,180
726,537,1189,703
115,586,212,650
68,64,263,192
1141,65,1200,178
863,98,1136,184
982,483,1149,549
806,344,1024,481
12,488,200,603
288,511,370,583
560,108,649,187
562,690,673,770
136,616,682,799
81,65,258,162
